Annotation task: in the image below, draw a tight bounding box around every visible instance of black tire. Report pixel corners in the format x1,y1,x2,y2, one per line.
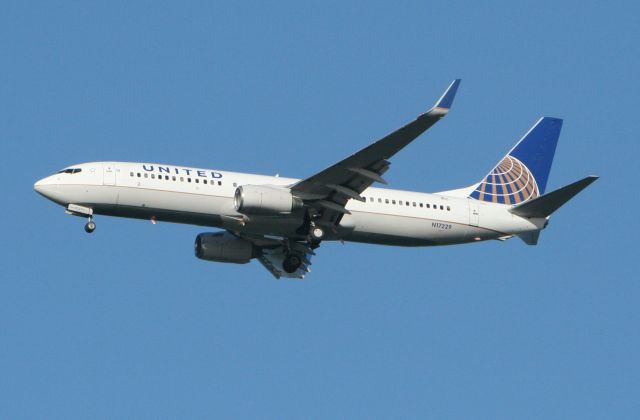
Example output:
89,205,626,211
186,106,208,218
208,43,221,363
85,221,96,233
282,254,302,273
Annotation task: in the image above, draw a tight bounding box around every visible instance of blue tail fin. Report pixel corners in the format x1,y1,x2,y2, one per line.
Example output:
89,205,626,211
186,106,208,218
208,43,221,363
469,117,562,204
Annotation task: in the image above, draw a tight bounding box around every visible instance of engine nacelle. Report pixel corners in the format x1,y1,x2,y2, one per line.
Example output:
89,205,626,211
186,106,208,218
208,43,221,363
194,232,258,264
234,185,302,215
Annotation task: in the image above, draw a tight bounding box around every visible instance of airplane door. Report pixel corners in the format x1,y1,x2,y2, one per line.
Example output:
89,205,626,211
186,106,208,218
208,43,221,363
469,199,479,227
103,163,116,185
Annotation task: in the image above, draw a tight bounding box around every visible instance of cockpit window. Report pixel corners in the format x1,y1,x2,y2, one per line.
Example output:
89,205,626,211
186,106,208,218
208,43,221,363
57,168,82,174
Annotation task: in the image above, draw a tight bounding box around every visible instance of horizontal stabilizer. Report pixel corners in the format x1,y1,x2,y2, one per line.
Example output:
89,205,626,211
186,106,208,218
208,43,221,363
509,176,599,218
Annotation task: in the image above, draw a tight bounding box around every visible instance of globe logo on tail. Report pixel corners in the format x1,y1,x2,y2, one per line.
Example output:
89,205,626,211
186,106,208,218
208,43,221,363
470,155,539,204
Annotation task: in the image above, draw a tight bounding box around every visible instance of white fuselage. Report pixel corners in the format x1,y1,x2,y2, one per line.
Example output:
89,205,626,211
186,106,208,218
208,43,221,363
34,162,545,246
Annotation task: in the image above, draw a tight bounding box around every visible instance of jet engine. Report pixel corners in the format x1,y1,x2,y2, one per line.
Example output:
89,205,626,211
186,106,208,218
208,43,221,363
194,232,258,264
234,185,302,215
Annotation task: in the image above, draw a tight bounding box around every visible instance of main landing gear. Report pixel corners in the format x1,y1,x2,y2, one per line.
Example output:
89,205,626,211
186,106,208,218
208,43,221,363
66,204,96,234
297,210,325,243
283,253,303,274
84,217,96,233
310,225,324,241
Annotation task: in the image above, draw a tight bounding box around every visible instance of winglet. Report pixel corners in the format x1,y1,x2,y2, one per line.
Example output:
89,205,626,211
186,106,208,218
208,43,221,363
429,79,461,116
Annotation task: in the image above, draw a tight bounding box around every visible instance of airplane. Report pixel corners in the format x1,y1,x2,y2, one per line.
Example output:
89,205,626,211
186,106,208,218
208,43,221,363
34,80,598,279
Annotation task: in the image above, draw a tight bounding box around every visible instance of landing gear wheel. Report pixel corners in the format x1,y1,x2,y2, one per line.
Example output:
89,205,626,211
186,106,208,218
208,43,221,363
310,226,324,241
282,254,302,273
85,220,96,233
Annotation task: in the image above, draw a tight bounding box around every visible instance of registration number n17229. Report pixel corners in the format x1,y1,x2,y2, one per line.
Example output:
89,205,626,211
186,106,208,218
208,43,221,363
432,222,452,230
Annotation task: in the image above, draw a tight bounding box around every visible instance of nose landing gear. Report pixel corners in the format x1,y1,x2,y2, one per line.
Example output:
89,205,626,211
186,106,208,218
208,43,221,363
65,204,96,233
84,218,96,233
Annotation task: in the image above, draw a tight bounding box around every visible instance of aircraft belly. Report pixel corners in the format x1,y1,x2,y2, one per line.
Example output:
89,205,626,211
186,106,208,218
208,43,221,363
91,187,233,228
344,211,469,246
95,204,225,227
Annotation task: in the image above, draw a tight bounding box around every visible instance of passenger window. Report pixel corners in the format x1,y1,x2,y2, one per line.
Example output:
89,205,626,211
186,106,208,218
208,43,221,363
137,173,141,177
426,204,430,208
187,178,191,183
151,174,155,179
392,200,396,204
218,181,222,186
130,172,134,177
180,177,184,182
378,198,382,203
413,202,416,207
195,179,199,183
203,179,208,184
171,176,175,181
440,205,444,210
385,199,389,204
144,173,148,178
447,206,450,211
419,203,423,208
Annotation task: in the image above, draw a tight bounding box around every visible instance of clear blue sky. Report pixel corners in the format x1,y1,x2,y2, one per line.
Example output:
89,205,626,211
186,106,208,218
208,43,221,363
1,1,638,418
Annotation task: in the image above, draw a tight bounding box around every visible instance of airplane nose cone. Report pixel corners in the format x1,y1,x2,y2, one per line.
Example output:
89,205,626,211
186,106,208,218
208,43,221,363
34,177,55,198
34,178,45,193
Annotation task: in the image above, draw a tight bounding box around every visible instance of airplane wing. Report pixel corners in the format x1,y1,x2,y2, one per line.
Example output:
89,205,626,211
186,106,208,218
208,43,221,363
291,79,461,226
233,80,461,279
